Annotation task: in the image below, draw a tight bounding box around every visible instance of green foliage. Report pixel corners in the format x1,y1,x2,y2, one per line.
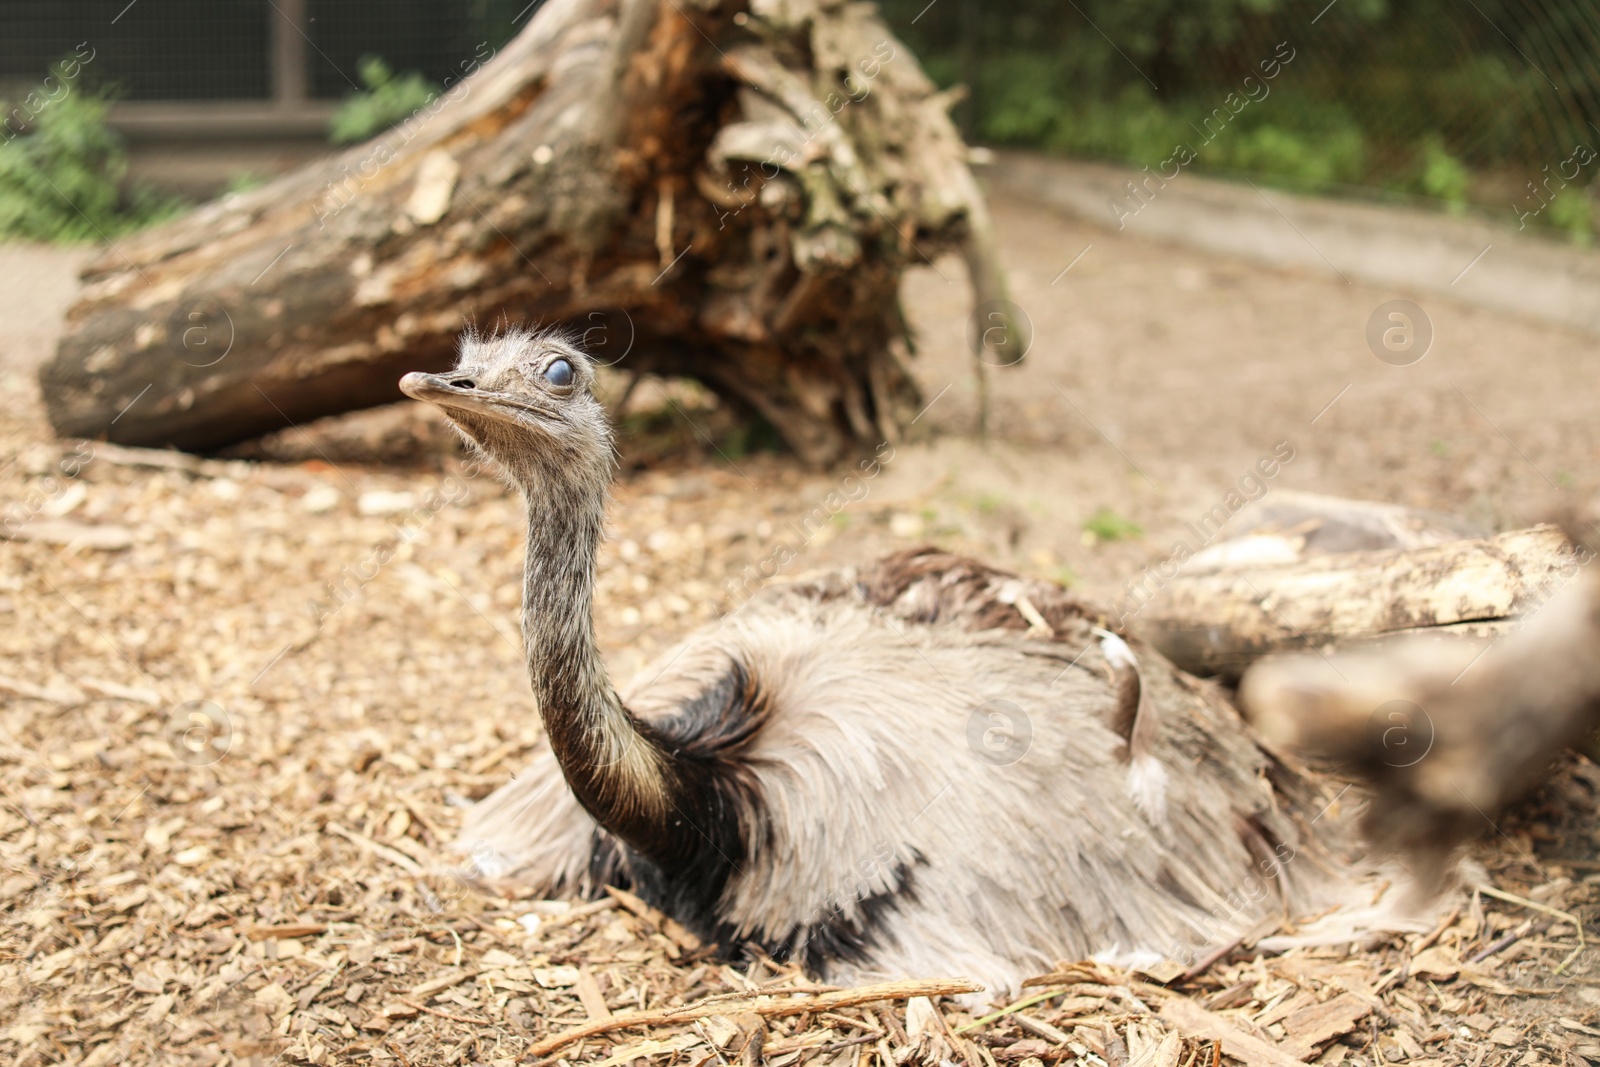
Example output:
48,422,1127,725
1083,507,1142,543
1547,188,1594,245
717,414,784,459
880,0,1600,224
225,171,268,195
1417,135,1469,212
0,74,182,243
329,57,439,145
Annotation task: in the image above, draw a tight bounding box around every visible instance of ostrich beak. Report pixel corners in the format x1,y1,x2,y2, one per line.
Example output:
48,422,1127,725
400,372,516,423
400,371,564,439
401,371,471,405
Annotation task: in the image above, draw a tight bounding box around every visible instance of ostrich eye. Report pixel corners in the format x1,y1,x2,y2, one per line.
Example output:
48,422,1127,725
545,359,573,387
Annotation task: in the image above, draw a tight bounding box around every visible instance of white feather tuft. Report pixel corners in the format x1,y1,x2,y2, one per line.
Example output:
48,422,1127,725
1126,755,1169,826
1093,627,1138,670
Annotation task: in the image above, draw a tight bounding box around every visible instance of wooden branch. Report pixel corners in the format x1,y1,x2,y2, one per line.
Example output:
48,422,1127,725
524,977,982,1058
1138,525,1583,680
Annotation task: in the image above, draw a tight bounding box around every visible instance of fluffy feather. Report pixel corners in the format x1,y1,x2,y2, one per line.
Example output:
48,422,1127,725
401,331,1412,1000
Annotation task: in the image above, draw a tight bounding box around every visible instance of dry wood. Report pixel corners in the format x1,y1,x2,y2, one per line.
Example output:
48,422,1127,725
39,0,1001,464
240,922,328,941
326,821,427,875
524,977,982,1058
1140,525,1583,679
395,997,493,1025
1241,565,1600,888
406,968,484,998
1276,994,1369,1059
1155,998,1303,1067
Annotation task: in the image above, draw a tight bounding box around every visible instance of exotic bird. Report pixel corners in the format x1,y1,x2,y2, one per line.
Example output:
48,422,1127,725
399,329,1356,996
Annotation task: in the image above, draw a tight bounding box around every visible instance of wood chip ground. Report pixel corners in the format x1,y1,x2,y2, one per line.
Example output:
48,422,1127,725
5,388,1600,1067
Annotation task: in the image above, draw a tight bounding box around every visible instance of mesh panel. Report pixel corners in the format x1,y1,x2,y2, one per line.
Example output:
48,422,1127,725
307,0,538,99
0,0,543,102
0,0,271,101
881,0,1600,219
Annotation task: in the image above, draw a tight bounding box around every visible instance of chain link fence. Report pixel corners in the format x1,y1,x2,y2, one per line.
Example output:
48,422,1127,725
882,0,1600,238
0,0,541,102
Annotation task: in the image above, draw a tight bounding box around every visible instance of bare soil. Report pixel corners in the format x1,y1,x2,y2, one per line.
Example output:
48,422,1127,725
3,187,1600,1067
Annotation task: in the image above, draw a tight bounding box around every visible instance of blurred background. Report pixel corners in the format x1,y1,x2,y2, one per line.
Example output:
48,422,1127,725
3,0,1598,237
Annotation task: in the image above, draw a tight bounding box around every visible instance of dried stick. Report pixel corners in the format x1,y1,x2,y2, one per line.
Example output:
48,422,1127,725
526,977,982,1058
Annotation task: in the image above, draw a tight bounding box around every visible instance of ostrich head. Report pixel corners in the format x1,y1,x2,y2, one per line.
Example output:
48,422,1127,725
399,328,614,492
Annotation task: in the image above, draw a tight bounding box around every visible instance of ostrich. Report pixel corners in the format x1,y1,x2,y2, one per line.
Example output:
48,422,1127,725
399,329,1374,995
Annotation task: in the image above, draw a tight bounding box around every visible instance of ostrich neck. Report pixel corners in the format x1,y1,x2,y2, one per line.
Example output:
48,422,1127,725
518,474,677,855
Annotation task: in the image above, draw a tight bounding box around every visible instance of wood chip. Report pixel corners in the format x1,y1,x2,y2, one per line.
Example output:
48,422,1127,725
576,965,613,1021
241,922,329,941
1157,996,1304,1067
407,968,482,998
4,519,134,548
1279,994,1370,1059
525,977,981,1059
1408,946,1460,981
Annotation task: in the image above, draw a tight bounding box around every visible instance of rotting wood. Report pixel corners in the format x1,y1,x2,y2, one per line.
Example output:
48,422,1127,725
39,0,1003,465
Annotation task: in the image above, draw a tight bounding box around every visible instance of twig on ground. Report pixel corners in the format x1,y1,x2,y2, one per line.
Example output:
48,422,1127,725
397,997,494,1026
525,977,982,1059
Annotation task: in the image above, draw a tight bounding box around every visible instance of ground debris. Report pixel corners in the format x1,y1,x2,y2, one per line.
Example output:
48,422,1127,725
4,317,1600,1067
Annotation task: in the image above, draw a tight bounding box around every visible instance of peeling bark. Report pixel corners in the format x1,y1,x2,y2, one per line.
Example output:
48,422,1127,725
40,0,1000,464
1140,525,1584,681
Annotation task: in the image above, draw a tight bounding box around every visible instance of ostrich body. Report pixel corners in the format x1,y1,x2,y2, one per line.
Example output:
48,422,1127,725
400,331,1343,995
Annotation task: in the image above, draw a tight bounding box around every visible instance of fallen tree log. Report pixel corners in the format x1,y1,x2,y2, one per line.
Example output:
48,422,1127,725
39,0,1002,464
1136,524,1584,681
1240,566,1600,887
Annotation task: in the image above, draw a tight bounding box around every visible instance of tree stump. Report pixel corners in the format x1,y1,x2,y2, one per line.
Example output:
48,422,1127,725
39,0,1002,464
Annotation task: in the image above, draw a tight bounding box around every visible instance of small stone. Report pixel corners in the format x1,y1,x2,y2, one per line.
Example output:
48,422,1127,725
533,965,580,988
358,490,416,516
889,513,923,538
301,485,341,513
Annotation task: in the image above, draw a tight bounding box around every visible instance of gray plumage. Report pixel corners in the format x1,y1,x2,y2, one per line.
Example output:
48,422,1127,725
400,330,1361,997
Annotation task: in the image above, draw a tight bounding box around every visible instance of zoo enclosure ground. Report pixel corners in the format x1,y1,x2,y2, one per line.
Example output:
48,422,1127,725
1,181,1598,1066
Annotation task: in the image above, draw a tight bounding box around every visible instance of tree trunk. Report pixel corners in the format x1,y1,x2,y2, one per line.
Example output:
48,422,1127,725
1138,525,1585,681
39,0,1000,465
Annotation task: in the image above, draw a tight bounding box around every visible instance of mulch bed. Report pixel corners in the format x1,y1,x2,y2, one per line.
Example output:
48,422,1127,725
4,396,1600,1067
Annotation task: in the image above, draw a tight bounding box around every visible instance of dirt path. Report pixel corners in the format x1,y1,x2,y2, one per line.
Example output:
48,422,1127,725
893,186,1600,603
2,190,1596,1067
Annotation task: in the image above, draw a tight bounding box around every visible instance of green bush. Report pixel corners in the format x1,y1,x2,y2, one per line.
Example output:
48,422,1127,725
1083,507,1142,543
880,0,1600,224
0,75,182,243
1417,135,1470,212
329,57,439,145
1547,188,1595,245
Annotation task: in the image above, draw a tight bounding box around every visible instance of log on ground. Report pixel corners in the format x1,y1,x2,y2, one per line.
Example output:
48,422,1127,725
1137,524,1585,681
39,0,1002,465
